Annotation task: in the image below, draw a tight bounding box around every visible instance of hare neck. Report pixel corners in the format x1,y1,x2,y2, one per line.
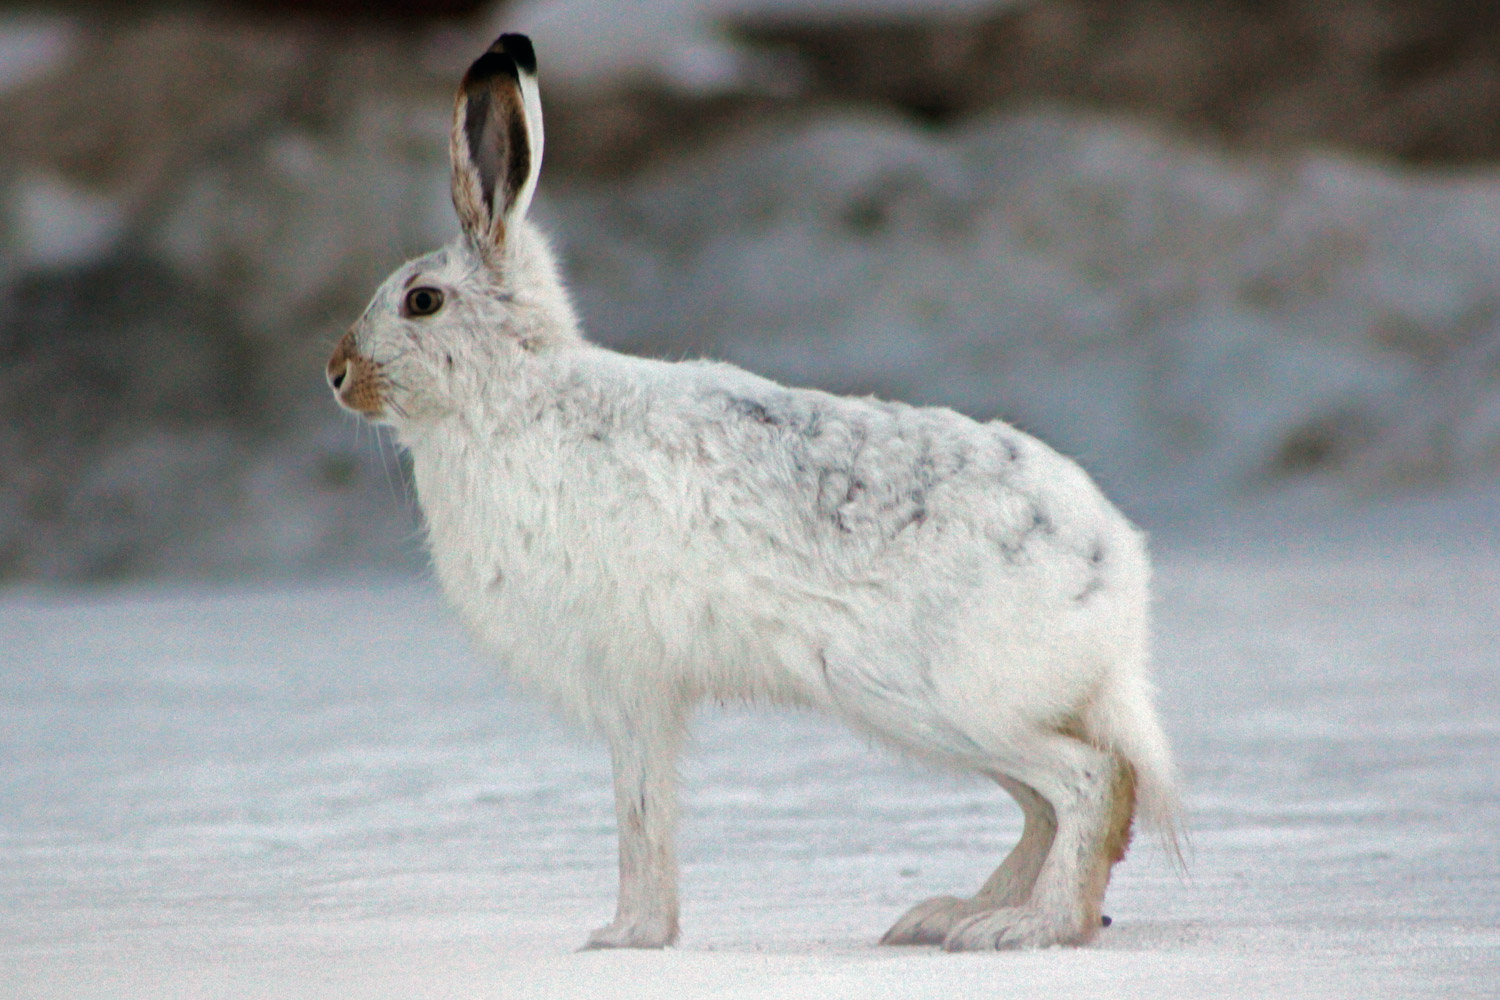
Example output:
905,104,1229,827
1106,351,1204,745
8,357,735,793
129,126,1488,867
400,340,605,447
400,342,630,579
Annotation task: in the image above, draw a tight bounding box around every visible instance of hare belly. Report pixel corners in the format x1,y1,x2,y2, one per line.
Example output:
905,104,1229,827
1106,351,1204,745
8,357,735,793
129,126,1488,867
425,519,823,715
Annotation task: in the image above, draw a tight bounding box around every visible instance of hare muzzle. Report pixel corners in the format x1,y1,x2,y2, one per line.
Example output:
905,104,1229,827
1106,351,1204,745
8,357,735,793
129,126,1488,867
327,330,384,418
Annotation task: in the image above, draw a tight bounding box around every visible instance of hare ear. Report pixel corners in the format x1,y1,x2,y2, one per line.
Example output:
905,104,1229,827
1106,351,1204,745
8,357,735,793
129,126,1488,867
450,33,543,256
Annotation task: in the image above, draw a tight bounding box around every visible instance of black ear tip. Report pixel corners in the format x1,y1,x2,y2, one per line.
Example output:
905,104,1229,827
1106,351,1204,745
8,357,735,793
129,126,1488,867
496,33,536,75
465,49,519,87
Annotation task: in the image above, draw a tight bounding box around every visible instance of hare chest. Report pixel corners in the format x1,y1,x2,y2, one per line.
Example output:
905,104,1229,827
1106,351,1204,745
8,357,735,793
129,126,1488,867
410,419,842,717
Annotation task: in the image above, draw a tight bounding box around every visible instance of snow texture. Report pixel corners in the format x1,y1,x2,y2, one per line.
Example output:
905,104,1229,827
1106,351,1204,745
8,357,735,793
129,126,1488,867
3,501,1497,997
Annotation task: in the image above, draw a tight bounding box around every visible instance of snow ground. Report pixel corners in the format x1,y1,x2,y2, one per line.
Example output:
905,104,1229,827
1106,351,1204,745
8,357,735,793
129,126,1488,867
3,504,1498,999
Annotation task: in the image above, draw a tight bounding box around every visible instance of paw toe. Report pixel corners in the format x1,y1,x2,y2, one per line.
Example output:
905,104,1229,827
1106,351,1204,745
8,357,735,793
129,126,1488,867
581,916,677,950
881,895,979,946
941,907,1089,952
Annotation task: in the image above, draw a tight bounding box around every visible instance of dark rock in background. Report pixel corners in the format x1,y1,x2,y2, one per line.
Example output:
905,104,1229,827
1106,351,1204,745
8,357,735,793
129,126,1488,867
1,257,256,578
0,253,420,579
737,0,1500,164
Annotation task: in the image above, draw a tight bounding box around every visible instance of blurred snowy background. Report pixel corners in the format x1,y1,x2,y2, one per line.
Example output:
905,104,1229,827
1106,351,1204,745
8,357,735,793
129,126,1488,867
4,0,1500,582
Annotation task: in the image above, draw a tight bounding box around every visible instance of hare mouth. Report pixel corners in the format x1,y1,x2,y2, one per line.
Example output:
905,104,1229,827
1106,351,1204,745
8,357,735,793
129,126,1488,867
331,377,386,419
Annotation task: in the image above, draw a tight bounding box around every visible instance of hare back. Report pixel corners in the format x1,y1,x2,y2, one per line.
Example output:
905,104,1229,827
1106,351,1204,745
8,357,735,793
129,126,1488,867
411,346,1150,750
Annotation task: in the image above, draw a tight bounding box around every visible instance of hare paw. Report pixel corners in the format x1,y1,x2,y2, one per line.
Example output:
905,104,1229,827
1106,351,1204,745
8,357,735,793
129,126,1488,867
580,914,678,950
881,895,986,946
941,906,1092,952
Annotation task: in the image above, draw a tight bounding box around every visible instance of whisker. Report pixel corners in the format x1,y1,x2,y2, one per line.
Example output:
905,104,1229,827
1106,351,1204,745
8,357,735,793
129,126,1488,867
383,430,417,512
375,425,403,502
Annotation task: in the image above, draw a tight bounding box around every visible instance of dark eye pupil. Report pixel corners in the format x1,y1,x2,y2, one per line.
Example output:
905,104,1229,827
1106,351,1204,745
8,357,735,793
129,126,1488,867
406,287,443,316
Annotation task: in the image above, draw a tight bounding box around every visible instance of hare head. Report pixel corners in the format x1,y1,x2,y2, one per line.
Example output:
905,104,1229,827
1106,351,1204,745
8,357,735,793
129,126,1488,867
327,33,580,429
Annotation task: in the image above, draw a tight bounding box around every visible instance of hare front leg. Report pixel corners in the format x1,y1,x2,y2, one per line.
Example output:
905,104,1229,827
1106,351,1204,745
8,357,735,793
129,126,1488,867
583,706,686,950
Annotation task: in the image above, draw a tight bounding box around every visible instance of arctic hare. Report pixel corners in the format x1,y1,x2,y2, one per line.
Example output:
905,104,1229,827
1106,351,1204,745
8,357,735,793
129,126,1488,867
328,33,1180,952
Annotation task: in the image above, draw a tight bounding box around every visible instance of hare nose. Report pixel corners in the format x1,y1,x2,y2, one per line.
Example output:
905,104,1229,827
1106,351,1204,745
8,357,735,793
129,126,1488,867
327,332,356,390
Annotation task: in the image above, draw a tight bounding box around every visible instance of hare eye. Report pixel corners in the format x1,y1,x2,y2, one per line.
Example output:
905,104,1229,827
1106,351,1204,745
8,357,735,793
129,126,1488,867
403,286,445,317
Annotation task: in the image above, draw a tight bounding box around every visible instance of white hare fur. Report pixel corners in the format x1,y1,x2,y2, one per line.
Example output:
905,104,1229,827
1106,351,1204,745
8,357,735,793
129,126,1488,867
328,33,1180,952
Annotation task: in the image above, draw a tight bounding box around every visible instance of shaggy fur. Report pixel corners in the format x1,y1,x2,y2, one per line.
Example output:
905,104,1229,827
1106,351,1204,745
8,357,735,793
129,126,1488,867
328,32,1180,952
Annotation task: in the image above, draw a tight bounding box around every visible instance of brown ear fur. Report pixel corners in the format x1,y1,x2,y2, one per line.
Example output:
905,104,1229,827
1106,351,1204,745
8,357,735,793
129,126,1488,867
450,40,532,256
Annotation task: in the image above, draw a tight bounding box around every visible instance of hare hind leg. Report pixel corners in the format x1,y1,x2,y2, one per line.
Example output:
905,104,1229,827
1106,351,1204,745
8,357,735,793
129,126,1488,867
941,732,1134,951
881,776,1056,946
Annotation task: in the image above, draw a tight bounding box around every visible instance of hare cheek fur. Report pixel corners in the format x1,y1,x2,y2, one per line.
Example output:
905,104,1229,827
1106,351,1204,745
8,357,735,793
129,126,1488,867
329,33,1180,953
